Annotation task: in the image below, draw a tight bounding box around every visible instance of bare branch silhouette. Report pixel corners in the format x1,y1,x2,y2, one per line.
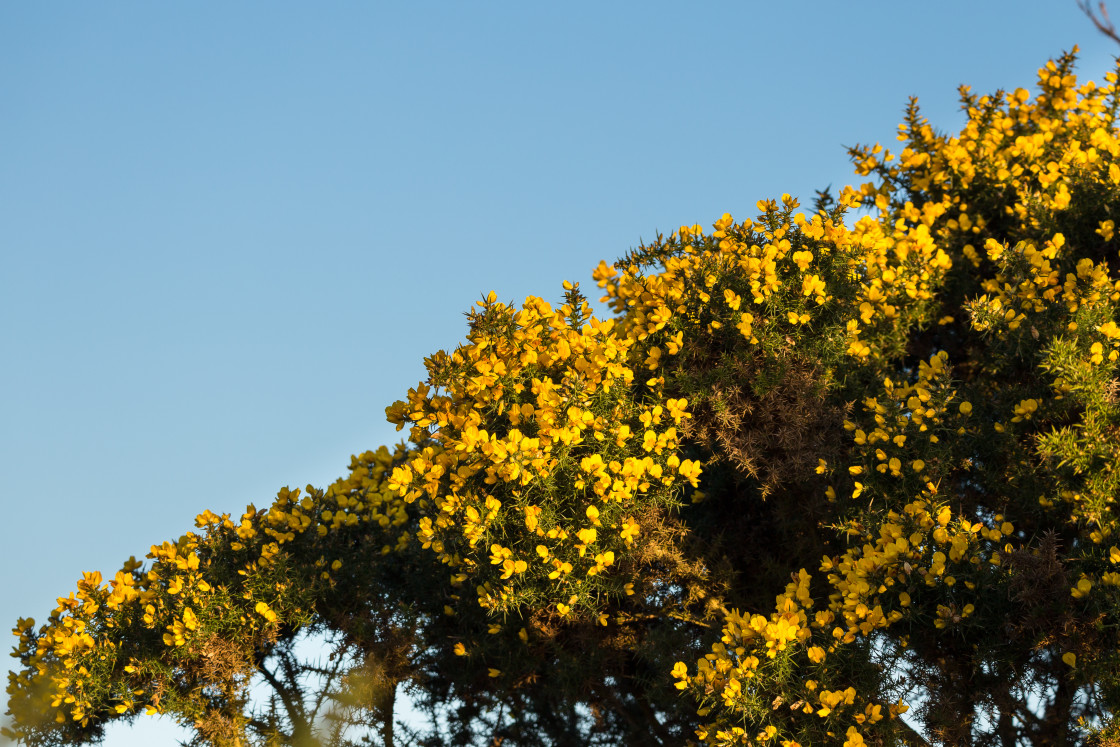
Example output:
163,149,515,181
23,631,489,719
1080,0,1120,44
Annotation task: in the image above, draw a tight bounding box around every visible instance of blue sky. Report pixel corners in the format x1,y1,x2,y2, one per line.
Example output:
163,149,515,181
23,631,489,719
2,2,1116,743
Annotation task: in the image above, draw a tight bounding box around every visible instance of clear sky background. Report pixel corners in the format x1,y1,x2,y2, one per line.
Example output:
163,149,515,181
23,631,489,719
2,2,1117,744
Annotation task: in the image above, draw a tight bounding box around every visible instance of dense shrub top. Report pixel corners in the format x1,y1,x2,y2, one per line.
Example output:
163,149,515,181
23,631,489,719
8,48,1120,747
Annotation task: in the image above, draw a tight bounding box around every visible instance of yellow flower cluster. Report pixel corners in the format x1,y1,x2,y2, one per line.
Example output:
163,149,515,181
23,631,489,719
803,352,1016,645
593,195,951,371
6,446,411,733
853,50,1120,351
822,497,1013,636
966,231,1120,337
856,52,1120,635
384,288,700,617
864,50,1119,224
665,48,1120,745
672,570,908,746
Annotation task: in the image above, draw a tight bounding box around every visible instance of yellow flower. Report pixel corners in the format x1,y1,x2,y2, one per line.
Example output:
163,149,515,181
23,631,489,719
524,506,541,532
255,601,278,623
843,726,866,747
585,504,601,526
736,312,755,341
802,274,826,298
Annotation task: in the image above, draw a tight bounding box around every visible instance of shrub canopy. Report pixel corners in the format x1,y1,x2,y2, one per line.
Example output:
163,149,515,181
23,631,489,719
9,48,1120,747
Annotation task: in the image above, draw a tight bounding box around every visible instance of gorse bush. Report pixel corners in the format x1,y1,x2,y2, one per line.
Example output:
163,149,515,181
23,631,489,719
9,47,1120,746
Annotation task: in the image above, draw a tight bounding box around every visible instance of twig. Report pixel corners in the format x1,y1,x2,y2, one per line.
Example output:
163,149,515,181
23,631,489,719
1079,0,1120,44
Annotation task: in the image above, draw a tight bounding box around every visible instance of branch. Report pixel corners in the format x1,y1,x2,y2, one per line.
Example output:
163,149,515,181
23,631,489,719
306,653,347,726
1079,0,1120,44
256,659,312,741
896,716,935,747
597,685,669,747
614,611,715,629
